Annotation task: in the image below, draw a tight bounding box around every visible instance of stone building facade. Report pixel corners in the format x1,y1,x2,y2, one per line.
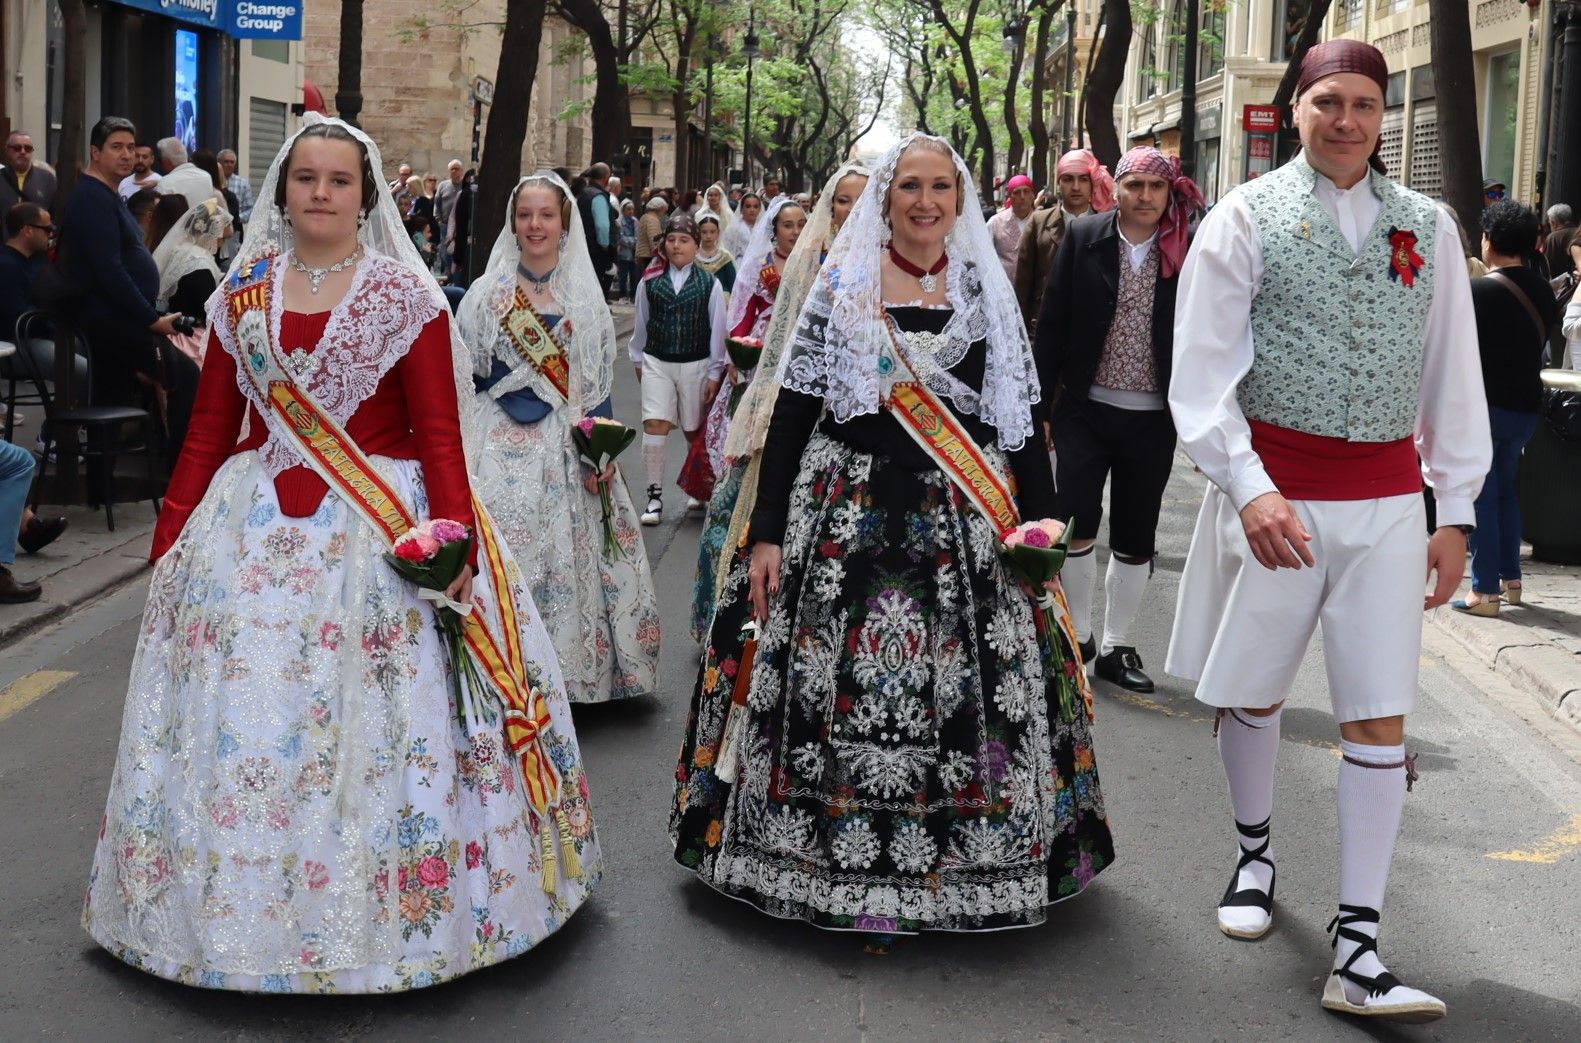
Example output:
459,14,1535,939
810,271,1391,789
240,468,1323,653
304,0,594,183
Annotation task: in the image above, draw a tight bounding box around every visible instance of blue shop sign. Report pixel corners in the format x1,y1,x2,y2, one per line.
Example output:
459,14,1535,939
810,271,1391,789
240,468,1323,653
107,0,303,41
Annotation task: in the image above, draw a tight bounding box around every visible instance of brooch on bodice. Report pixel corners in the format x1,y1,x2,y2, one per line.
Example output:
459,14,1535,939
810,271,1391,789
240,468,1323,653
1387,226,1425,287
283,349,323,382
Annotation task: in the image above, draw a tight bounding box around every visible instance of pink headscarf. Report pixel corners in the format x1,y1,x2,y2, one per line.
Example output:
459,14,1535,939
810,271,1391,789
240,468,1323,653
1004,173,1035,201
1055,149,1116,213
1114,146,1204,279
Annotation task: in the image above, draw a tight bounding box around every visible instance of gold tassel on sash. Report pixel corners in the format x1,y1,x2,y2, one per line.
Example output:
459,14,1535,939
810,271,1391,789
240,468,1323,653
540,819,559,896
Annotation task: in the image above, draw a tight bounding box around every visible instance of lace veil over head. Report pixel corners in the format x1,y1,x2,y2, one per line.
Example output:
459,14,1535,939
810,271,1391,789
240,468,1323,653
723,160,869,460
776,132,1039,450
726,194,802,335
702,180,733,239
455,171,616,417
210,112,484,475
154,197,233,310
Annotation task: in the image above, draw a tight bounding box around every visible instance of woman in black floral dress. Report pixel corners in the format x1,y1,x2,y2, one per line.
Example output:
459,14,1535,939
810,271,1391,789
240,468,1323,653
669,134,1113,943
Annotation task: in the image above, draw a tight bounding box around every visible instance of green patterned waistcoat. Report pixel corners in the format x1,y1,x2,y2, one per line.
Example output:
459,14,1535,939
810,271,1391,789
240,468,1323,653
1237,152,1441,442
644,265,716,363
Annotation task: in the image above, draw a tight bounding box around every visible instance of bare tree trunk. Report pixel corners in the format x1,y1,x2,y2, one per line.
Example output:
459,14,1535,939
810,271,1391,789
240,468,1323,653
1077,0,1103,147
1430,0,1483,236
557,0,633,163
335,0,365,127
475,0,548,260
1083,0,1131,170
1028,5,1054,186
1003,34,1027,176
55,0,88,211
1271,0,1336,109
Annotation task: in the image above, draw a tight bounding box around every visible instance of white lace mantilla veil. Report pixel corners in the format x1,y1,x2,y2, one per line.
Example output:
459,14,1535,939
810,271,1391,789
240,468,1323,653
723,159,868,460
725,194,799,335
703,181,733,238
153,197,233,310
206,112,485,475
776,133,1040,450
455,171,616,418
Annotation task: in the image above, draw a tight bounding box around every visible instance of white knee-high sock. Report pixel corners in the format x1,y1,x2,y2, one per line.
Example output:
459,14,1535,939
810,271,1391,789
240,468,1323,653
1335,739,1408,998
643,433,667,492
1218,707,1281,899
1063,547,1097,642
1101,556,1151,653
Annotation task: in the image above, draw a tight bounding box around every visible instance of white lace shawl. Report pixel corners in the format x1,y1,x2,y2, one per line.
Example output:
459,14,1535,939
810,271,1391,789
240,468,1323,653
723,160,869,460
455,172,616,418
154,198,231,311
206,113,479,476
775,133,1039,450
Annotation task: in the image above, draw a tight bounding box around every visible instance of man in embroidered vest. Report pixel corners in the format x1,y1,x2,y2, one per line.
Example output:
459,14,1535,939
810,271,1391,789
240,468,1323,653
1165,41,1489,1022
627,211,727,524
1034,146,1199,695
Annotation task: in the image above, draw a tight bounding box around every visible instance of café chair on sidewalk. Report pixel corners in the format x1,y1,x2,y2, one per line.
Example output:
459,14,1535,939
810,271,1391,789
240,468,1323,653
14,310,161,531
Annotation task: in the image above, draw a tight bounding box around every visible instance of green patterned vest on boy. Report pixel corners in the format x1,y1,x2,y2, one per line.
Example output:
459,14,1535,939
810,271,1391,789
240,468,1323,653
1237,151,1440,442
644,265,716,364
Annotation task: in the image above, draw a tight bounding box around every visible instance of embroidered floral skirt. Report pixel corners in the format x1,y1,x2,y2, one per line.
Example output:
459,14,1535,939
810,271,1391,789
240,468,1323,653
670,434,1114,933
473,398,661,703
691,457,747,643
84,453,602,993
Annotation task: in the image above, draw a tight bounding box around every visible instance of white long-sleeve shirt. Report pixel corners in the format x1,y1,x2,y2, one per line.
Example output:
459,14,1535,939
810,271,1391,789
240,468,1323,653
1169,172,1490,526
626,263,729,380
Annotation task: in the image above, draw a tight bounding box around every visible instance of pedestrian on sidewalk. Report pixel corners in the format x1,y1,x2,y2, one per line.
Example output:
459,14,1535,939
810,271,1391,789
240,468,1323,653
1034,145,1200,694
1454,199,1558,617
1166,40,1490,1023
626,211,726,526
615,198,639,300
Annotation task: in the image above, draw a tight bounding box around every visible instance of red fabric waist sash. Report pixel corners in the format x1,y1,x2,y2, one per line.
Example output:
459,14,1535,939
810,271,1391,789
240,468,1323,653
1248,419,1422,501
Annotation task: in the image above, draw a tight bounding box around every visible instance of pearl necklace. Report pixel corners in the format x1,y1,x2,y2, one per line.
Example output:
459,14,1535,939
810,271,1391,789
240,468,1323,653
290,247,361,294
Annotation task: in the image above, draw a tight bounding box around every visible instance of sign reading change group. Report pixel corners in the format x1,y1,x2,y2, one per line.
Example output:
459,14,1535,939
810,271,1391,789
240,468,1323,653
107,0,303,40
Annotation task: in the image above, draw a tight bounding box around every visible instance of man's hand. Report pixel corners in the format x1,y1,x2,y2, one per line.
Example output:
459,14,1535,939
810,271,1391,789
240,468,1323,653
633,363,643,383
1239,492,1315,570
704,377,723,405
1424,526,1468,610
748,542,783,624
149,313,182,337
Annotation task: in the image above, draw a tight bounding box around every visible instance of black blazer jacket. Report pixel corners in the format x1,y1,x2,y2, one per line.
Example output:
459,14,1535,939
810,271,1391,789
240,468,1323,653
1031,208,1179,417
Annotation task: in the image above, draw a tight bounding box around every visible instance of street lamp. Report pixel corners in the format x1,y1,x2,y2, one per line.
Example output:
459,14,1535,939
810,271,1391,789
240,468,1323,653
743,9,761,186
1001,14,1026,56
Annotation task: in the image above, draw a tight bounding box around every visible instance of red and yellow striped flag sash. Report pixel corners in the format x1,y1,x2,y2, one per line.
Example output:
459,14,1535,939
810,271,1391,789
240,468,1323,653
500,288,572,405
262,380,561,811
879,318,1020,538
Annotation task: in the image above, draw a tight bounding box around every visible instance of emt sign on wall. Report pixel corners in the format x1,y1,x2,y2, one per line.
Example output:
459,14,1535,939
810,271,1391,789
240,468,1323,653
107,0,304,40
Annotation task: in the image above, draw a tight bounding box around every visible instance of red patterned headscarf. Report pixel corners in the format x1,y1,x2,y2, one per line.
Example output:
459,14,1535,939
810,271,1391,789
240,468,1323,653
1055,148,1116,213
1114,146,1204,279
1296,40,1390,174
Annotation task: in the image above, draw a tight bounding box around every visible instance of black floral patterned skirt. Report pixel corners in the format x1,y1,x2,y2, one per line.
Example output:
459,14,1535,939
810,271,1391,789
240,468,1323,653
669,433,1113,933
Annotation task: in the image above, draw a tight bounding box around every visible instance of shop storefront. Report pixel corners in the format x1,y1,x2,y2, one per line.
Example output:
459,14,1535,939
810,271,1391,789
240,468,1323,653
3,1,303,176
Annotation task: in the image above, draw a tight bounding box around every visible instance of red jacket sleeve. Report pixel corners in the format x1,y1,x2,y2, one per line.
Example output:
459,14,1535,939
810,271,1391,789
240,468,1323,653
398,313,479,566
729,292,767,340
150,330,247,562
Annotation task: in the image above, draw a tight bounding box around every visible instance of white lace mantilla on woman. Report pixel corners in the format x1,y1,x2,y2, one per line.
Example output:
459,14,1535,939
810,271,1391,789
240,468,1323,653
458,172,660,704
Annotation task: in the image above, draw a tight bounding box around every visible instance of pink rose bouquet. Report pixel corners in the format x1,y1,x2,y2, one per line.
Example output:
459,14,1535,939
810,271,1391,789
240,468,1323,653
384,519,493,729
573,416,638,559
1001,518,1082,720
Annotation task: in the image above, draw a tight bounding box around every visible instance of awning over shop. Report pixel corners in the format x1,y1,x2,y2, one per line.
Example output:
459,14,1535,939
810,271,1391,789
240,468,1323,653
105,0,304,41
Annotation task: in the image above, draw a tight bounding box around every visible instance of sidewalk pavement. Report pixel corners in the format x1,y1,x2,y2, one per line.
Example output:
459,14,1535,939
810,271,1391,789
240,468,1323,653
1,504,154,645
1428,550,1581,732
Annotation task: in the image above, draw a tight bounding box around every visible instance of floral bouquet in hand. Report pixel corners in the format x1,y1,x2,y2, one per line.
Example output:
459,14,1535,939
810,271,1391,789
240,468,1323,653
725,336,764,416
385,520,494,731
1001,518,1082,721
573,416,637,559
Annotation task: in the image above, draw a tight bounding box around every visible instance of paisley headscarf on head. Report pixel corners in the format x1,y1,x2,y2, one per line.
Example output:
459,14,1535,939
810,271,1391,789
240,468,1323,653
1114,146,1205,279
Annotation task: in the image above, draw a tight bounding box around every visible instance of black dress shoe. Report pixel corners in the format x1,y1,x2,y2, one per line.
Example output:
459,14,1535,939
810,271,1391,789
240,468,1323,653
1095,645,1154,693
18,515,68,555
0,565,42,604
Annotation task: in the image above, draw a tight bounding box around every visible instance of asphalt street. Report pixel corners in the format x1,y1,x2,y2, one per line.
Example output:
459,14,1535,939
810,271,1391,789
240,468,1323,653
2,354,1579,1041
